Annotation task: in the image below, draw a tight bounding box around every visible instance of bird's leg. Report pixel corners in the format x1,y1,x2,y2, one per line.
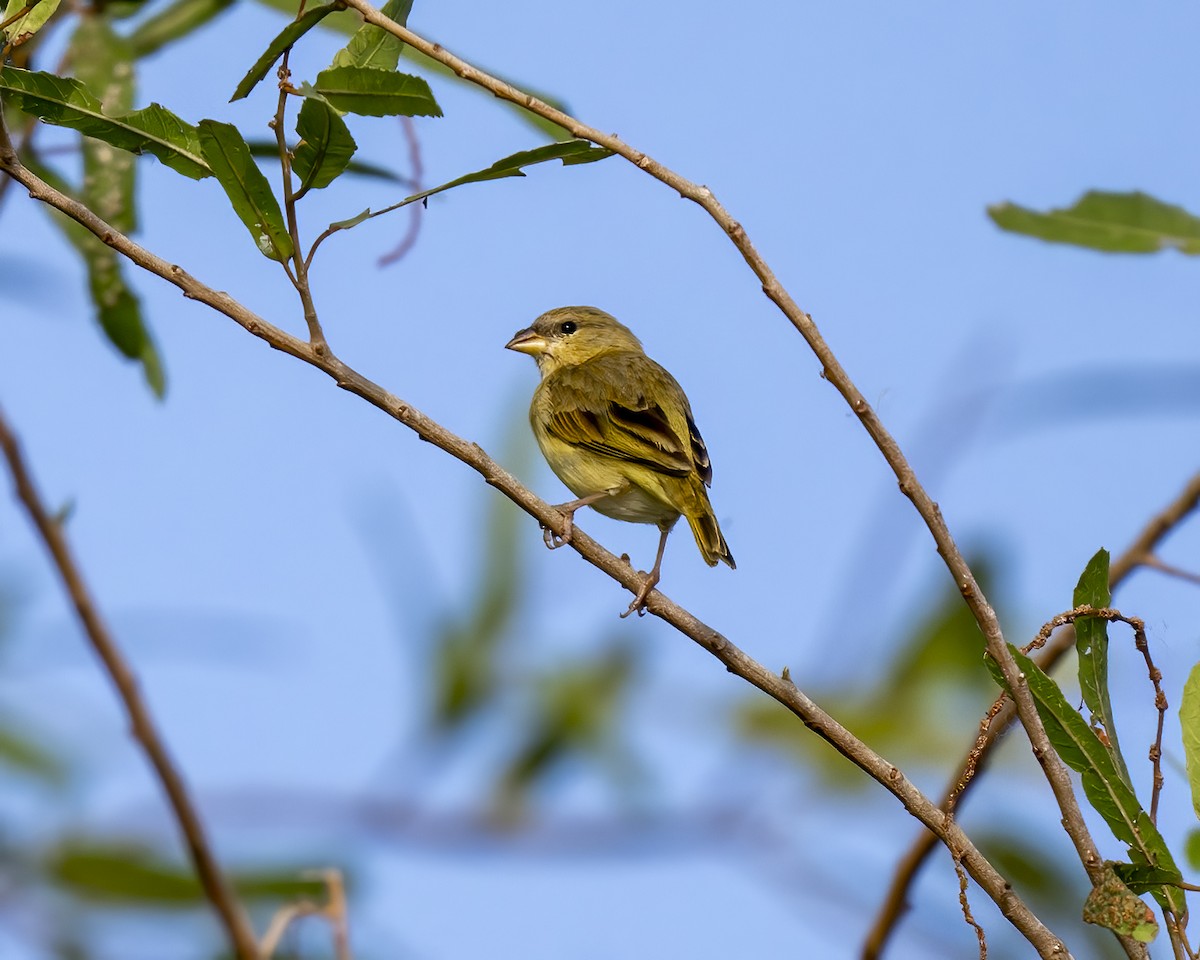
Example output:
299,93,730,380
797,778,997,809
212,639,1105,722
621,522,674,618
543,485,625,549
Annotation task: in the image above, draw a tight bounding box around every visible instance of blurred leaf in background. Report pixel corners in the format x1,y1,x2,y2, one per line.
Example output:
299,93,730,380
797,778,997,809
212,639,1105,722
734,553,1005,783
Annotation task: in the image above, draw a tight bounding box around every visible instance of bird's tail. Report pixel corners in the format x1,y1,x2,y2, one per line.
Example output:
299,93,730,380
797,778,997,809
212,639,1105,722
684,488,735,570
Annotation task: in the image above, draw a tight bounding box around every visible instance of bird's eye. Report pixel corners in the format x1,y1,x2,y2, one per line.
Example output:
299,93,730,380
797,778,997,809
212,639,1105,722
559,321,577,335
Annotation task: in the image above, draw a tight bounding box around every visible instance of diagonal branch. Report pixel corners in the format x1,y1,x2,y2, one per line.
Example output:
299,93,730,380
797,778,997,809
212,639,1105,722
0,406,259,960
866,470,1200,958
331,0,1118,942
0,111,1076,959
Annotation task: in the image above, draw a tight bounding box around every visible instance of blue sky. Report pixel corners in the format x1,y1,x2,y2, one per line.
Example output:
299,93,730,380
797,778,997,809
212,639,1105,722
3,1,1200,957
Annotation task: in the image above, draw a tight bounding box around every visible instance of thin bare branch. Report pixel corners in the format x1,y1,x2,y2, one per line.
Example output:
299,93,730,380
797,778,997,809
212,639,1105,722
0,406,259,960
867,471,1200,957
270,37,327,351
0,109,1074,960
260,869,350,960
1139,553,1200,588
951,851,987,959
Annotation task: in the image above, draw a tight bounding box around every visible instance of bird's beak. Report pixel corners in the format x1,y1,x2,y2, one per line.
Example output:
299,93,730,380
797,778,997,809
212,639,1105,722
505,327,548,356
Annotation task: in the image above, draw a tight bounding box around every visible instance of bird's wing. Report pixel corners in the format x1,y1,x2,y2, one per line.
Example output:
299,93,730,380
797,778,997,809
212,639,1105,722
687,414,712,487
542,356,695,478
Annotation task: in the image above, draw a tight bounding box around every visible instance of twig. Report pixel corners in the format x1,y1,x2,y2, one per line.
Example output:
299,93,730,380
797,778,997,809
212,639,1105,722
260,869,350,960
1133,627,1167,823
268,11,328,353
377,115,424,267
1139,553,1200,588
0,112,1074,960
951,851,987,959
0,406,259,960
866,471,1200,958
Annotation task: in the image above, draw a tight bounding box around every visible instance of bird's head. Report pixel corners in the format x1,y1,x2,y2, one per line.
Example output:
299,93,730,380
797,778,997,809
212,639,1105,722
506,306,643,376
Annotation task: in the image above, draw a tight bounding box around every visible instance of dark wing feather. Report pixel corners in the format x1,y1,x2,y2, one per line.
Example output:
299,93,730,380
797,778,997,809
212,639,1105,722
687,414,712,487
542,355,695,477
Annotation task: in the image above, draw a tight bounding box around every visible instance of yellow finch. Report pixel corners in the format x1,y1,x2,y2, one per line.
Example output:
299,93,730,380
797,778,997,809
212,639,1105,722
506,306,734,617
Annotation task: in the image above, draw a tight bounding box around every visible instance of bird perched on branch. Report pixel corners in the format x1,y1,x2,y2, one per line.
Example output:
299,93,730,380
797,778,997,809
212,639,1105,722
506,306,735,617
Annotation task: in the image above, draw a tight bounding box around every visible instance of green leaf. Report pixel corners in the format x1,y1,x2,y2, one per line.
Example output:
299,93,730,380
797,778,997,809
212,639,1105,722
0,66,209,180
491,646,636,824
0,721,68,784
47,841,329,907
252,0,572,138
323,140,612,239
21,151,166,396
197,119,293,261
72,17,138,233
330,0,411,70
245,139,399,182
1112,862,1189,894
330,207,371,230
230,2,344,103
291,97,357,192
1181,661,1200,820
1185,827,1200,871
1073,548,1133,790
2,0,62,45
989,191,1200,255
403,139,611,205
1082,864,1158,943
128,0,238,59
311,65,441,117
1000,645,1187,917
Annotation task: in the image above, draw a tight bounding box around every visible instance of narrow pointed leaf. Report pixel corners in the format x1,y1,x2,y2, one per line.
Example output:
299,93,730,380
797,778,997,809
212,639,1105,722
291,96,357,191
1073,548,1133,789
198,119,293,261
330,207,371,230
72,17,138,233
999,645,1186,915
312,65,440,117
230,1,344,102
989,191,1200,254
253,0,571,137
0,66,209,179
47,841,327,906
405,139,612,205
1181,662,1200,820
128,0,237,59
0,722,68,784
22,152,166,396
2,0,62,45
330,0,411,70
323,140,611,238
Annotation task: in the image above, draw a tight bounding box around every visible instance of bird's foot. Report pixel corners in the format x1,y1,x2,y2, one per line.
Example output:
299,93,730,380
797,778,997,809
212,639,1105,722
620,569,660,619
542,505,576,550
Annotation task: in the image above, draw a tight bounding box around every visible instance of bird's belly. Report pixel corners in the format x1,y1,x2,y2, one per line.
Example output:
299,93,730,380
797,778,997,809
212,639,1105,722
537,434,678,526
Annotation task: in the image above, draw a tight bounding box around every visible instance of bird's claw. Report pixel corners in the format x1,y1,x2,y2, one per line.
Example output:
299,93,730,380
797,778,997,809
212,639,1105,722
620,571,659,619
542,508,575,550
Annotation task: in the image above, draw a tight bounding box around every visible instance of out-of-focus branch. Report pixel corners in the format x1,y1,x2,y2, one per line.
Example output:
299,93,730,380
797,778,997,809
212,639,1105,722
261,869,349,960
866,470,1200,958
0,111,1075,960
0,406,259,960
